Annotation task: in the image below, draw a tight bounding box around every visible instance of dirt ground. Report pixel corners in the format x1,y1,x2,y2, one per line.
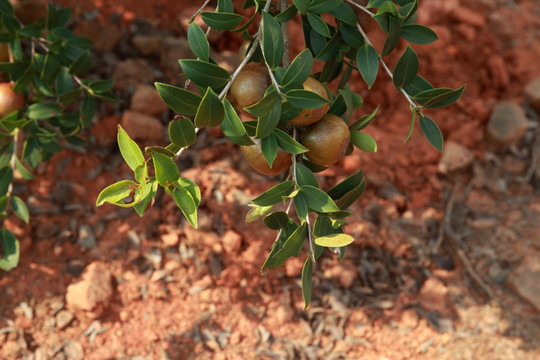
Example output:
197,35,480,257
1,0,540,359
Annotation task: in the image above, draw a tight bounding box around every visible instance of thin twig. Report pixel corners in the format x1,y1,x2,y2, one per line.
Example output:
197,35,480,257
346,0,375,16
188,0,211,25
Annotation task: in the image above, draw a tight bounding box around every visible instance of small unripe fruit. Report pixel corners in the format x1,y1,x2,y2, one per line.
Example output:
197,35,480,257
301,114,350,166
288,77,329,126
0,83,24,118
230,63,270,111
241,139,292,176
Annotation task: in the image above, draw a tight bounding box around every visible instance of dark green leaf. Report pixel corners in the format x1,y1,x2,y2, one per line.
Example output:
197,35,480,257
309,27,327,55
401,24,438,44
309,0,343,14
179,59,230,90
301,257,313,309
300,185,340,213
117,126,145,171
349,105,379,131
155,82,202,116
281,49,314,88
41,53,59,80
285,89,329,109
294,192,309,220
169,116,196,148
330,3,356,26
80,93,95,127
351,131,377,152
327,169,364,200
273,128,308,154
261,135,279,168
296,163,318,188
251,180,295,206
68,50,91,75
55,66,73,94
0,227,19,271
256,98,281,139
339,23,364,49
245,89,279,118
381,16,401,57
306,12,330,38
403,74,433,97
58,87,82,106
188,23,210,61
217,0,234,13
275,4,297,22
0,0,14,15
263,211,290,230
393,45,418,89
88,79,115,94
172,186,198,228
195,87,225,128
404,107,416,143
220,99,254,145
10,196,28,223
262,12,284,69
293,0,310,15
14,157,34,180
314,32,345,62
414,85,466,108
419,115,443,152
0,166,12,196
201,12,243,31
26,103,63,120
335,178,366,210
356,44,379,89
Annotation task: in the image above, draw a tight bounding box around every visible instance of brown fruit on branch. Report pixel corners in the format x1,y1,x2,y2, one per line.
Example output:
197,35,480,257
301,114,350,166
0,43,9,62
10,0,47,25
230,62,270,113
0,83,24,118
288,77,329,126
241,139,292,176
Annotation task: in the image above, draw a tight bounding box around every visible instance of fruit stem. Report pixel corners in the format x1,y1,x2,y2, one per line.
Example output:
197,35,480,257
346,0,375,16
355,22,418,109
188,0,211,25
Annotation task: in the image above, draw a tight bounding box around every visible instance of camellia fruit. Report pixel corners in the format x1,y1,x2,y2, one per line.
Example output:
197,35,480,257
241,139,292,176
230,62,270,113
301,114,350,166
288,77,329,126
0,83,24,118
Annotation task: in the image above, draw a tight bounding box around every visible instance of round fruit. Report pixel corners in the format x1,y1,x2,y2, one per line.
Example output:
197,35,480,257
241,139,292,176
288,77,329,126
0,83,24,118
301,114,350,166
230,62,270,112
10,0,48,25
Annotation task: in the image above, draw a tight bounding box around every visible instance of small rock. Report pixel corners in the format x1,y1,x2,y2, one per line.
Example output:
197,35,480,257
419,277,449,314
507,252,540,311
132,35,164,55
112,59,156,91
221,230,242,254
36,221,58,239
487,101,529,145
66,259,86,277
130,84,169,116
145,247,163,267
121,110,164,142
161,232,179,247
55,310,74,330
438,141,475,174
524,77,540,110
487,55,509,89
451,6,486,27
77,225,96,249
63,341,84,360
66,261,113,319
73,20,122,52
34,347,48,360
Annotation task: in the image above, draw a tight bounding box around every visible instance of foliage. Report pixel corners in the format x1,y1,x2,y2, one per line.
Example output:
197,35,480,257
0,0,117,271
98,0,464,307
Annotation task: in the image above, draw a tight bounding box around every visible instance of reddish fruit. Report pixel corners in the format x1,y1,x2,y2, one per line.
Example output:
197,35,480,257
0,83,24,118
288,77,329,126
301,114,350,166
241,139,292,176
230,63,270,113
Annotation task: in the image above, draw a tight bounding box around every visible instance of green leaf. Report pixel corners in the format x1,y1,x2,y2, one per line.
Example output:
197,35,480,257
356,44,379,89
414,85,466,108
244,89,279,118
246,204,273,222
301,257,313,309
10,196,29,223
275,4,297,22
351,131,377,152
292,0,310,15
201,12,243,31
178,177,201,207
401,24,438,45
306,12,330,38
334,178,366,210
169,116,196,148
263,211,290,230
339,23,364,49
381,16,401,57
217,0,234,13
419,116,443,152
68,50,91,75
327,169,364,200
96,180,138,206
403,75,433,97
294,192,309,221
313,32,344,62
314,233,354,247
0,0,14,15
256,98,282,139
88,79,115,94
404,107,416,143
296,163,318,188
58,87,82,106
330,3,356,26
261,135,279,168
251,180,295,206
349,105,379,131
309,0,343,14
152,152,180,187
188,23,210,61
220,100,254,145
393,45,418,89
194,87,225,128
172,185,198,228
41,53,59,80
273,223,307,260
155,82,202,116
80,93,95,127
14,157,34,180
0,227,19,271
300,185,340,213
117,126,145,171
281,49,314,89
285,89,329,109
133,180,158,216
261,12,284,69
179,59,230,90
26,103,63,120
273,128,308,154
55,66,74,95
